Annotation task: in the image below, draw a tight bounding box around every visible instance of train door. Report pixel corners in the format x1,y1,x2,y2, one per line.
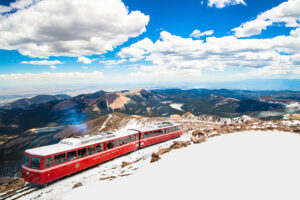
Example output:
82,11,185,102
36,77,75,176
138,131,142,148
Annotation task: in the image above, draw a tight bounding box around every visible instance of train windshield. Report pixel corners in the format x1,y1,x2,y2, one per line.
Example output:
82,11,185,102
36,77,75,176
30,156,41,169
23,155,30,167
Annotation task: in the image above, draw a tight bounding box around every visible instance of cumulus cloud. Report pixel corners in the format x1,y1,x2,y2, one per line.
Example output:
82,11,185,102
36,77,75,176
99,59,126,65
119,30,300,80
77,56,93,64
0,71,103,80
21,60,63,65
50,65,56,69
118,38,155,62
189,29,214,38
208,0,246,8
0,0,149,58
0,5,11,13
0,0,39,14
81,66,88,69
233,0,300,37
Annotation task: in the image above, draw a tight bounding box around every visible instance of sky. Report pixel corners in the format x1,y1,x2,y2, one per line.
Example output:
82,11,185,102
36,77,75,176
0,0,299,91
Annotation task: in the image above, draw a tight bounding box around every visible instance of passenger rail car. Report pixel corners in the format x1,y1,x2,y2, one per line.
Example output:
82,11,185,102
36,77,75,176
22,122,183,185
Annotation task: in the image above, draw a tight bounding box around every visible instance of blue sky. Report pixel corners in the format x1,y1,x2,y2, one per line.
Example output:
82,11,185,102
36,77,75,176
0,0,299,91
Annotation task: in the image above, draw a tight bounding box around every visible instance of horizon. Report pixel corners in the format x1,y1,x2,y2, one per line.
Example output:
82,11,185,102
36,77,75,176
0,0,299,91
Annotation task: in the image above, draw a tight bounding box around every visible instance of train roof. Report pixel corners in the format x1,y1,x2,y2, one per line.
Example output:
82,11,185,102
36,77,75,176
25,122,182,156
25,129,138,156
134,122,181,132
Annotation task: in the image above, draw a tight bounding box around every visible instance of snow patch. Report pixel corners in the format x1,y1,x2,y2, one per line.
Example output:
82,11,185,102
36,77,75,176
170,103,184,111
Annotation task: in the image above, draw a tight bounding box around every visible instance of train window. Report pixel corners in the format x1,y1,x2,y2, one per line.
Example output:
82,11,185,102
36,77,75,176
23,155,30,167
131,135,135,141
114,140,119,147
55,153,66,165
96,144,103,152
126,136,131,143
44,157,53,168
30,156,41,169
166,129,169,133
88,146,95,155
78,148,86,158
158,130,163,135
120,138,126,145
67,151,77,161
107,141,113,149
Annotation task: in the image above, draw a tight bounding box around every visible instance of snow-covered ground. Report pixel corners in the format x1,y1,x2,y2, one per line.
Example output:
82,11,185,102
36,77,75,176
21,131,300,200
170,103,184,111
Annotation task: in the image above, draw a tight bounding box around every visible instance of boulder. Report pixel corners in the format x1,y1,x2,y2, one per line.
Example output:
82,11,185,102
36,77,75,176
192,130,206,137
191,136,200,144
199,136,207,143
157,148,171,156
72,182,83,189
150,153,160,163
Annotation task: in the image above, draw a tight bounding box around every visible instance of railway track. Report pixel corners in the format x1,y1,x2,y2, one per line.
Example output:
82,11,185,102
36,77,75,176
0,185,39,200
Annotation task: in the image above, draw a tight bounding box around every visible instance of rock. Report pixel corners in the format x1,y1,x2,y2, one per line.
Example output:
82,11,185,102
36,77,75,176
171,144,183,149
150,153,161,163
173,141,190,147
192,130,206,137
72,182,83,189
208,133,221,138
198,136,207,143
100,176,116,180
121,161,131,168
157,148,171,156
191,136,200,144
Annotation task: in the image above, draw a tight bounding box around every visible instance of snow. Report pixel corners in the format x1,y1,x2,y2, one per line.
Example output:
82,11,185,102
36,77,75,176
286,102,299,108
170,103,184,111
20,131,300,200
98,114,112,131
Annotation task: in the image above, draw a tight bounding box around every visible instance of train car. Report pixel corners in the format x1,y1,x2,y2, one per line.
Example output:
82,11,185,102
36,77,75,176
22,122,183,185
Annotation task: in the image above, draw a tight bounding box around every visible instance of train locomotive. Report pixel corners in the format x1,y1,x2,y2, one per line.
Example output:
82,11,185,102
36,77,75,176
22,122,183,185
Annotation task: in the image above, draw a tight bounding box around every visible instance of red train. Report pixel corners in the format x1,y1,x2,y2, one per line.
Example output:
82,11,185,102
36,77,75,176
22,122,183,185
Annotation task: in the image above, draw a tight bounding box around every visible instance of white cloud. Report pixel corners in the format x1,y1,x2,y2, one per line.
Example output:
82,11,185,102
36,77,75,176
233,0,300,37
0,71,103,80
50,65,56,69
0,0,149,58
81,66,88,69
189,29,214,38
120,30,300,81
21,60,63,65
0,0,39,14
77,56,93,64
10,0,36,9
0,5,11,13
99,59,126,65
208,0,246,8
118,38,155,62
